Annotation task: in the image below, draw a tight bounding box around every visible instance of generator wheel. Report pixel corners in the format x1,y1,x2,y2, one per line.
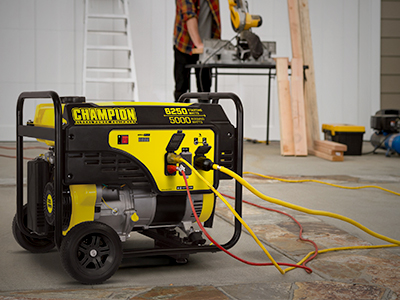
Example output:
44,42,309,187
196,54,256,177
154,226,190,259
60,222,122,284
12,205,55,253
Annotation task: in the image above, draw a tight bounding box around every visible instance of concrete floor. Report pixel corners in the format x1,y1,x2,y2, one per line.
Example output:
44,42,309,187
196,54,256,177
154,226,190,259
0,141,399,299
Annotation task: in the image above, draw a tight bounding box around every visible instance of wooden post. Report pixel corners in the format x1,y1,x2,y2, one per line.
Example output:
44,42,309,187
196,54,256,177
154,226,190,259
291,57,308,156
276,58,295,156
298,0,320,151
288,0,303,59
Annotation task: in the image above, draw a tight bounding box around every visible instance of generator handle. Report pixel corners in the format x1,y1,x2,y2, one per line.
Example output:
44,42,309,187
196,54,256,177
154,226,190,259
178,92,244,249
16,91,64,248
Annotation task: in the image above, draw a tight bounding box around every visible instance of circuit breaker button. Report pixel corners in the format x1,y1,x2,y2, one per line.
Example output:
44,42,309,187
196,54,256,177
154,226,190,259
118,135,129,144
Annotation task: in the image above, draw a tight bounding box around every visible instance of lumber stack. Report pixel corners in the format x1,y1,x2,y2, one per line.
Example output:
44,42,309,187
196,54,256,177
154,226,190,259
287,0,307,156
276,57,308,156
275,0,308,156
309,140,347,162
276,0,345,161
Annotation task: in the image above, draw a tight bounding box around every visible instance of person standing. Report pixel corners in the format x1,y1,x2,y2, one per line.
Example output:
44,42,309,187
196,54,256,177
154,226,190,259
173,0,221,102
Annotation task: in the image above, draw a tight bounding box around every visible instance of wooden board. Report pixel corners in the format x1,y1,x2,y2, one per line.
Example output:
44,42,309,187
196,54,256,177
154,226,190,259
314,146,344,156
291,57,308,156
308,148,344,162
276,57,295,156
314,140,347,152
298,0,320,150
288,0,303,59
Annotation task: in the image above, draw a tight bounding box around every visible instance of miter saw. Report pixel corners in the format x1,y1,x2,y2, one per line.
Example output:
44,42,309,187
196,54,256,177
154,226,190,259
198,0,276,65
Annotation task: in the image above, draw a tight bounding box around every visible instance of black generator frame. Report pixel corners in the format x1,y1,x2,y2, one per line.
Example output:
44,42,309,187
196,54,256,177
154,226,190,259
16,91,243,258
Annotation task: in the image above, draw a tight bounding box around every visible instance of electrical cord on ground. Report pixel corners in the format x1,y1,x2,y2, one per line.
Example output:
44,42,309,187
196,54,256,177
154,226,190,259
221,193,318,272
243,171,400,197
173,154,319,273
0,154,34,160
177,161,283,274
362,135,389,155
0,145,48,160
0,146,48,150
244,137,265,144
175,159,316,274
284,244,399,274
179,166,313,273
214,164,400,247
223,192,399,272
171,153,400,273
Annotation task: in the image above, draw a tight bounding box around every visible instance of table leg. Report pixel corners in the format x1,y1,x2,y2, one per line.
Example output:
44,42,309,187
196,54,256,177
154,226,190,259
214,67,218,92
266,68,272,145
188,69,191,92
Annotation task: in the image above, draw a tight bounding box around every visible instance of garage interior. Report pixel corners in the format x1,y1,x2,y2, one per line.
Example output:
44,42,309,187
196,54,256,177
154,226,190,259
0,0,399,299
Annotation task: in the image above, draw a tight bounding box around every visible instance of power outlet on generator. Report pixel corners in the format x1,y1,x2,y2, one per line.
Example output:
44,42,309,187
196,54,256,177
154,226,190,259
179,148,192,176
165,131,185,176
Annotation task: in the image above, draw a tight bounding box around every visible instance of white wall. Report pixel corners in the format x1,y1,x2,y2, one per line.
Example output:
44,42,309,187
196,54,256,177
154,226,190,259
0,0,380,141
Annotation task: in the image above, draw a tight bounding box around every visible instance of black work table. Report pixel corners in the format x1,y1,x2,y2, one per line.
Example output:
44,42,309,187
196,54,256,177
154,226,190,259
186,63,277,144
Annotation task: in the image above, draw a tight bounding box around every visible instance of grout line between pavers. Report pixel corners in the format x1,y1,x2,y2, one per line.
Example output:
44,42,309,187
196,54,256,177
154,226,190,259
216,286,240,300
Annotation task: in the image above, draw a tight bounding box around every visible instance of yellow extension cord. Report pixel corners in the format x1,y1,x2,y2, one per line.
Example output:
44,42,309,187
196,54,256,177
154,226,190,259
180,159,285,274
214,165,400,272
243,171,400,197
175,154,400,274
283,244,399,273
217,165,400,245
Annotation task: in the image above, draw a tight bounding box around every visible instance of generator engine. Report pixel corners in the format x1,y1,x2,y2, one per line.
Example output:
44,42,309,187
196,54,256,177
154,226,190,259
370,109,400,156
15,91,243,284
38,162,208,242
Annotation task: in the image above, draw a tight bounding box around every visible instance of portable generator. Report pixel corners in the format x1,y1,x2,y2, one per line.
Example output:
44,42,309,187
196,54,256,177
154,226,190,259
14,91,243,284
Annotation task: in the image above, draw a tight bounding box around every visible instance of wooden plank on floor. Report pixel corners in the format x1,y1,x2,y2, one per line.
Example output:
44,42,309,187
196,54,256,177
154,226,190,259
291,57,308,156
308,148,344,162
314,145,344,156
276,57,295,156
315,140,347,152
298,0,320,151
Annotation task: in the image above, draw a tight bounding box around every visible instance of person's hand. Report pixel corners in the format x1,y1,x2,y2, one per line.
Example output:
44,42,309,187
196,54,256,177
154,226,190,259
192,46,204,54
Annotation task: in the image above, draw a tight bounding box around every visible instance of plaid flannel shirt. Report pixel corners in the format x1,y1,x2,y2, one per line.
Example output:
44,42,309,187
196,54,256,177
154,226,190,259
174,0,221,55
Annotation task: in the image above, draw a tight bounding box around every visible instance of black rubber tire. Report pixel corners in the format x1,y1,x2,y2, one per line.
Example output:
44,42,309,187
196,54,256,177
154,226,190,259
60,222,123,284
12,205,55,253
